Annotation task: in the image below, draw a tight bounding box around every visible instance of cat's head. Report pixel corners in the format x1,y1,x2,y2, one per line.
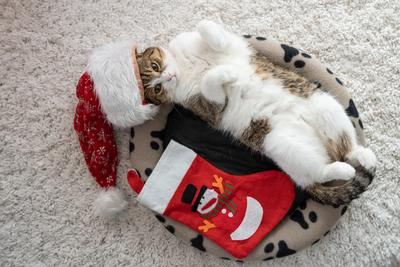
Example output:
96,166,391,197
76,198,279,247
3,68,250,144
137,47,178,105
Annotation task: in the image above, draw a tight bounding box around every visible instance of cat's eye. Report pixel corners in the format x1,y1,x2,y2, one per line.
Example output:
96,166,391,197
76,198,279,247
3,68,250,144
151,63,159,72
154,84,162,94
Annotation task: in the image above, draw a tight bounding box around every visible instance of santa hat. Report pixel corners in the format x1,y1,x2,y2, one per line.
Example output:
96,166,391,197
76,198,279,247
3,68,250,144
73,40,159,217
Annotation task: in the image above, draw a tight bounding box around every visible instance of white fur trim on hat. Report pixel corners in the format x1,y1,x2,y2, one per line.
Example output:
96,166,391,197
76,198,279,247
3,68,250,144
94,187,129,217
87,40,159,128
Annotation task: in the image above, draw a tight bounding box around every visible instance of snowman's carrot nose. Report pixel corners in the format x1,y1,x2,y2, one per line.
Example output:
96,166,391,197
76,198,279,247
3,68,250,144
201,197,217,211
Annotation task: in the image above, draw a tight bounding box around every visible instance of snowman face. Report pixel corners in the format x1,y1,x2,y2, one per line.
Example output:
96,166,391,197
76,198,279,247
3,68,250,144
196,188,218,214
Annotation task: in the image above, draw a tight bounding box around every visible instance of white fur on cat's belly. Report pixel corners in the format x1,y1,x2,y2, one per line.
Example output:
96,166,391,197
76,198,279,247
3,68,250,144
219,77,293,136
262,118,330,187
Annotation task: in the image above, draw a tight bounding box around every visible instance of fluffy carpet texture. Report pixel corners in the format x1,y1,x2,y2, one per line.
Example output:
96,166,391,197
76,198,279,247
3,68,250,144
1,0,399,266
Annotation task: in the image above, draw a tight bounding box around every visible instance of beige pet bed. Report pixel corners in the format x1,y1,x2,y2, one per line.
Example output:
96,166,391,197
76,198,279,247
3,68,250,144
127,36,366,261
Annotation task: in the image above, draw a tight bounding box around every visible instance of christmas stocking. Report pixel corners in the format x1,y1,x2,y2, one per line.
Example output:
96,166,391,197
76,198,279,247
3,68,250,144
127,140,295,259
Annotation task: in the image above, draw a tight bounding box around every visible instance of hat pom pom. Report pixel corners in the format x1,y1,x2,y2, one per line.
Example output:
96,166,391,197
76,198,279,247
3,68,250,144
94,187,128,217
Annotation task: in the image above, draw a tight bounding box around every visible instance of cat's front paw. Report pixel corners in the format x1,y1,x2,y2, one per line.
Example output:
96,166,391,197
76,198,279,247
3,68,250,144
201,65,239,104
201,86,226,105
197,19,219,31
197,20,228,51
218,65,239,84
322,162,356,182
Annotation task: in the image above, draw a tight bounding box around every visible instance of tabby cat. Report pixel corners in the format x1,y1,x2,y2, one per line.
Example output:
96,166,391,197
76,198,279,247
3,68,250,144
137,20,376,205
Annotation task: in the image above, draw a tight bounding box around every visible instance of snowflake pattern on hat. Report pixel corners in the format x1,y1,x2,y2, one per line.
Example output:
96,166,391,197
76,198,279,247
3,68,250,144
74,72,118,188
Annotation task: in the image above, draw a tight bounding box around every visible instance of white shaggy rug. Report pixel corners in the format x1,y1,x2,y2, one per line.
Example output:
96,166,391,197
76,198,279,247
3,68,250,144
1,0,399,266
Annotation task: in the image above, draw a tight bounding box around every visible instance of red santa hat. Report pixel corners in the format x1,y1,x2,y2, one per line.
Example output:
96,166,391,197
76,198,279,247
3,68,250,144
73,40,159,217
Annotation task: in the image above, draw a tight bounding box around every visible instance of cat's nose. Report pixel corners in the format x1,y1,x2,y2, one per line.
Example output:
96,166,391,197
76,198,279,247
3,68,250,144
165,73,176,81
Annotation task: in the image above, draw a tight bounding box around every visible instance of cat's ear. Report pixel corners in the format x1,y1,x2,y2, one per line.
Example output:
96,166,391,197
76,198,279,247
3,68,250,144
136,52,143,63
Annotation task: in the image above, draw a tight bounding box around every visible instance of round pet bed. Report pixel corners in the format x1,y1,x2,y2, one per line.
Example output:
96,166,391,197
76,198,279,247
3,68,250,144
128,36,366,261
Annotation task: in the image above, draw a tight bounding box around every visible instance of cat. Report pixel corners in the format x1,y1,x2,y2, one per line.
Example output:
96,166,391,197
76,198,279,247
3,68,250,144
137,20,377,206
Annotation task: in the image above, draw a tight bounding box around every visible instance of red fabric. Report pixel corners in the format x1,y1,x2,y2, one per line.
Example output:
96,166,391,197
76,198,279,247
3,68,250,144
73,72,118,188
164,155,295,259
127,169,144,194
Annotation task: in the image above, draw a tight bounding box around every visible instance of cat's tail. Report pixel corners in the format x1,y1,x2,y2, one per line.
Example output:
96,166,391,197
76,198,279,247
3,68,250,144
305,166,375,206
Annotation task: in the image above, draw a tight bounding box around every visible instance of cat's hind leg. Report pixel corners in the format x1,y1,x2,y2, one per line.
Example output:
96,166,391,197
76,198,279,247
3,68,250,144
347,146,377,171
263,122,355,188
309,92,376,171
197,20,230,51
322,161,356,181
201,65,238,104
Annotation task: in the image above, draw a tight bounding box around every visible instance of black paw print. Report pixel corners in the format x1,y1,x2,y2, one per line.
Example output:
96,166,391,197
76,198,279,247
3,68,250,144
289,200,318,230
263,240,296,260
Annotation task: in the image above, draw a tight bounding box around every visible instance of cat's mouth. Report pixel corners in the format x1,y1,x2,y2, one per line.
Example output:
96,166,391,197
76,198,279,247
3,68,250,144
163,73,177,82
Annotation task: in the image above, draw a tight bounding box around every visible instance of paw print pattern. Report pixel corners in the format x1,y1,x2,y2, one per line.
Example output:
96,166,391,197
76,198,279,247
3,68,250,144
256,36,267,41
289,200,319,230
359,120,364,129
326,67,345,87
129,141,135,153
276,240,296,258
290,210,309,229
281,44,299,63
129,128,136,153
145,168,153,176
155,214,166,223
242,35,267,41
134,129,166,178
280,44,312,69
312,239,320,246
150,141,160,150
336,77,343,86
294,60,305,68
263,240,296,260
165,225,175,234
190,234,206,252
309,211,317,223
264,242,274,253
345,99,360,118
154,214,175,236
148,129,165,155
154,214,175,234
150,129,166,140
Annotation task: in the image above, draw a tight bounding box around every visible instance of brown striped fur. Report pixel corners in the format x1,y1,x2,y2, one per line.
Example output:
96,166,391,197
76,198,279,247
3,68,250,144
307,132,375,205
137,47,170,105
240,119,271,152
184,94,226,127
325,133,353,162
251,53,319,98
306,165,375,206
